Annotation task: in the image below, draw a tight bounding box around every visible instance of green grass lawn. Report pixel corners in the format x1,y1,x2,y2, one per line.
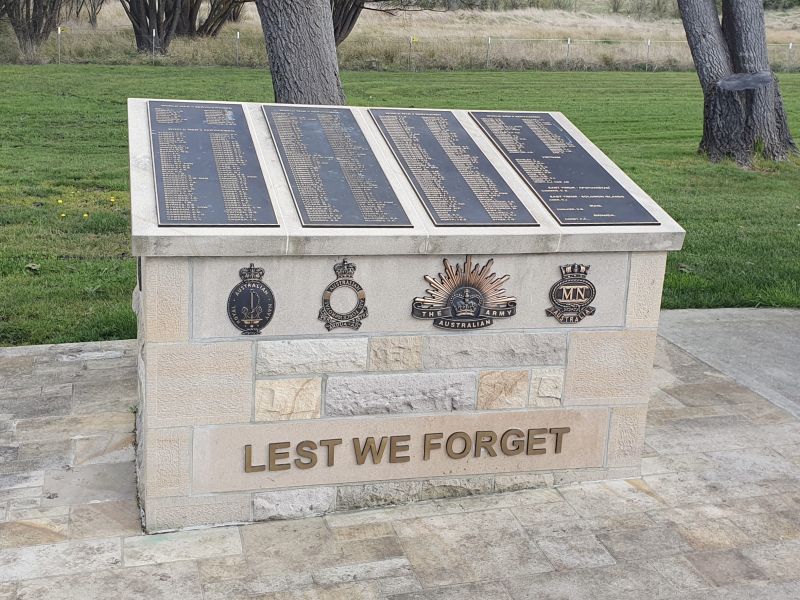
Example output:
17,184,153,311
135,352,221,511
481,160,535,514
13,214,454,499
1,66,799,346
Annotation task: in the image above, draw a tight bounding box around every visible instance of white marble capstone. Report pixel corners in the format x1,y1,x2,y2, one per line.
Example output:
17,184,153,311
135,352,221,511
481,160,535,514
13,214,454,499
130,98,684,532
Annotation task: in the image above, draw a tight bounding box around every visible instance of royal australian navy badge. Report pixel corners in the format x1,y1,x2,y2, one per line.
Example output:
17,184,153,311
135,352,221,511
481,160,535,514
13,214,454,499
318,259,368,331
546,263,597,324
227,263,275,335
412,256,517,330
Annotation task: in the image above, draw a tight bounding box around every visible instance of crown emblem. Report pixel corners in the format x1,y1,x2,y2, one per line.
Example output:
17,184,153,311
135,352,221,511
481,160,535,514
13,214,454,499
560,263,589,278
333,258,357,279
412,256,517,330
239,263,265,281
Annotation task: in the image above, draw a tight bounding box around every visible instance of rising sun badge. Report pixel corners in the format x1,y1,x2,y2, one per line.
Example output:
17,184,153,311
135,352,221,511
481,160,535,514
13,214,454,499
412,256,517,330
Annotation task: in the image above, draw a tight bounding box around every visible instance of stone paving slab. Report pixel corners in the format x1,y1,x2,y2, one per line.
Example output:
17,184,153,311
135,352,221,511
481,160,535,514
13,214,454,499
0,326,799,598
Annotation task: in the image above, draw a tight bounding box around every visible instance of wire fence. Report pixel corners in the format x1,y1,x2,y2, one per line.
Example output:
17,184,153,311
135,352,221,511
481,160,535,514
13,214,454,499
40,28,800,72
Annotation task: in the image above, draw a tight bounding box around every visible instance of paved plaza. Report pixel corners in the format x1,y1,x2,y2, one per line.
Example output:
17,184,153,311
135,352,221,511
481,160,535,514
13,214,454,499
1,310,799,599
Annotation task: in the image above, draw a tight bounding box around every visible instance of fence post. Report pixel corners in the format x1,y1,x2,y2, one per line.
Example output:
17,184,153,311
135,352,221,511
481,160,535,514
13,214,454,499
646,39,651,72
565,37,571,66
236,31,240,66
57,27,61,65
152,29,156,65
408,36,413,71
788,42,793,71
485,36,491,70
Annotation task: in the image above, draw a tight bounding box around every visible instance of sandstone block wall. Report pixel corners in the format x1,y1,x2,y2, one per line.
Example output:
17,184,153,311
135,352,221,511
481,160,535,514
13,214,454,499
134,252,664,532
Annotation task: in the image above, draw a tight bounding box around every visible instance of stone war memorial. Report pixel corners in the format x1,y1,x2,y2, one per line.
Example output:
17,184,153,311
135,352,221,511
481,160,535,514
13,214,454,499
129,99,684,532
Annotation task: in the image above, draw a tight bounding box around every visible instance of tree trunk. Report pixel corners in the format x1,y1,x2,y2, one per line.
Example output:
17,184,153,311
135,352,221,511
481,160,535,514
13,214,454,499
331,0,364,46
255,0,345,105
677,0,795,165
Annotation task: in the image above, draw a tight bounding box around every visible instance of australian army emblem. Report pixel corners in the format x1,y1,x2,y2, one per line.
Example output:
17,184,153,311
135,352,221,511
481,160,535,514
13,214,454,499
228,263,275,335
318,259,368,331
546,263,597,324
412,256,517,330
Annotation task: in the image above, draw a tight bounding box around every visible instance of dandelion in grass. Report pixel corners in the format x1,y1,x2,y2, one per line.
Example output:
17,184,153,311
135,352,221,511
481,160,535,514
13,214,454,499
59,213,66,219
83,213,89,219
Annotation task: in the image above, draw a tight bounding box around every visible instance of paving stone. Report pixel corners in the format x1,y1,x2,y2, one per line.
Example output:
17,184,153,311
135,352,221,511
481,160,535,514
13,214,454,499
14,413,133,444
0,517,69,549
389,581,510,600
42,463,136,507
534,534,616,570
14,561,202,599
504,561,676,600
339,535,405,564
558,480,665,517
202,573,315,600
0,538,121,582
69,500,141,539
329,522,395,542
312,557,412,585
0,470,44,490
196,555,250,584
685,549,769,586
0,394,72,420
72,433,135,466
727,511,800,543
0,583,16,600
123,527,242,566
240,518,343,576
740,540,800,581
597,526,691,561
644,554,712,591
71,378,137,415
676,518,752,551
374,574,422,596
393,509,552,587
254,581,381,600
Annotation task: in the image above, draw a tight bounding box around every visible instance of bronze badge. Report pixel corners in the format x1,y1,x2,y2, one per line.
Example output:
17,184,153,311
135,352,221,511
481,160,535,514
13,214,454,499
318,259,368,331
546,264,597,324
412,256,517,330
228,263,275,335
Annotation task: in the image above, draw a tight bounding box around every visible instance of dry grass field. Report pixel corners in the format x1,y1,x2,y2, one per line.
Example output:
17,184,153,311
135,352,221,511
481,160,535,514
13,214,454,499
6,2,799,70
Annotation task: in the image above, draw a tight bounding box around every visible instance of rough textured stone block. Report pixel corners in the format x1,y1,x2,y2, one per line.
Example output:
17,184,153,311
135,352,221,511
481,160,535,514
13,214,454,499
563,330,657,404
145,427,191,498
607,406,648,467
257,338,368,376
419,476,494,501
495,472,555,492
145,341,251,427
369,336,423,371
254,487,336,521
627,252,667,328
325,372,476,416
337,481,423,511
477,370,529,409
530,367,565,407
255,378,321,421
424,332,566,369
142,257,189,342
144,494,251,532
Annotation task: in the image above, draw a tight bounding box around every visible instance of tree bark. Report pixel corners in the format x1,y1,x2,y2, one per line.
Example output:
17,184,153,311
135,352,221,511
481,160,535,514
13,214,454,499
677,0,795,165
331,0,364,46
255,0,346,105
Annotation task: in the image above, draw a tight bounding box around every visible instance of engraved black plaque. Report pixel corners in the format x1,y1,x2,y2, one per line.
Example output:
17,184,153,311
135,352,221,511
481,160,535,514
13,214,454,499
148,101,278,227
370,109,536,227
470,111,659,226
262,105,411,228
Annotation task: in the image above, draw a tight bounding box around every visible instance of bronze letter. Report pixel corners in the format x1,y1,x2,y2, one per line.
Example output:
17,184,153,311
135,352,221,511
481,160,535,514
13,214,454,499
474,430,498,458
499,429,525,456
445,431,471,459
423,432,443,460
319,438,342,467
352,437,389,465
389,435,411,463
244,444,266,473
294,440,318,470
526,429,547,455
268,441,291,471
549,427,571,454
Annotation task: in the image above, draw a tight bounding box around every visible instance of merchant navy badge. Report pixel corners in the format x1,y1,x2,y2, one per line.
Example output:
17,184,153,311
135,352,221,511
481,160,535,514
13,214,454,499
546,263,597,324
318,258,368,331
228,263,275,335
412,256,517,330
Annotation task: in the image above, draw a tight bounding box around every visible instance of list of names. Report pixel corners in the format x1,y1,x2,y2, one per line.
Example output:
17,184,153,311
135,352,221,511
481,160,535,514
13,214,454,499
470,111,658,226
370,109,536,227
262,106,411,228
149,101,277,227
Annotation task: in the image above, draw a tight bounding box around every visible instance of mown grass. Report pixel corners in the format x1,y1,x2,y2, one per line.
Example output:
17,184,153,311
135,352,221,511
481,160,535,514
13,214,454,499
0,66,798,346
